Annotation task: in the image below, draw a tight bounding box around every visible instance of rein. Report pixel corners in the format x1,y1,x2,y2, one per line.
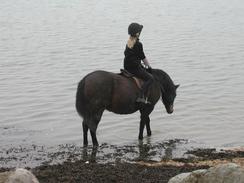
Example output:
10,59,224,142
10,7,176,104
152,72,165,100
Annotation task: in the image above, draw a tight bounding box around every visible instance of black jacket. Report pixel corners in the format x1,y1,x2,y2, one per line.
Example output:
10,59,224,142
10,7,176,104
124,40,146,72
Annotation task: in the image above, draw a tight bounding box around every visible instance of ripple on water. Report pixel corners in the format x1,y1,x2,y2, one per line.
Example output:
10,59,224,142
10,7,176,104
0,0,244,157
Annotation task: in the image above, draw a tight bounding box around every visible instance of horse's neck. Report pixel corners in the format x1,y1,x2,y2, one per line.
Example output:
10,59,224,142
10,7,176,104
152,69,171,85
152,69,173,93
152,80,162,93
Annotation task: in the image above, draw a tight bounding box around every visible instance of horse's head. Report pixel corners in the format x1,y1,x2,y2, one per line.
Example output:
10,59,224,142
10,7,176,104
161,84,179,114
152,69,179,114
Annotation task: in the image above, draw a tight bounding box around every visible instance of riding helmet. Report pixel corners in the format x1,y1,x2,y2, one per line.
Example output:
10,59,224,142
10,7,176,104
128,23,143,36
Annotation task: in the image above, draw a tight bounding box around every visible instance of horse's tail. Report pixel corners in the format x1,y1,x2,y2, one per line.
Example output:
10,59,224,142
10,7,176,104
75,78,87,118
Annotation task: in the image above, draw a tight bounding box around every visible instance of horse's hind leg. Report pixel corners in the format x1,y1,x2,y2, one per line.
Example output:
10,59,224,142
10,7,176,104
90,130,98,147
88,109,104,146
82,119,98,147
82,122,89,146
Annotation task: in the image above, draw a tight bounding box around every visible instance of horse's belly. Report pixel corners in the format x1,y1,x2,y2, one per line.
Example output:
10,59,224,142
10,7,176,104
107,98,138,114
106,74,140,114
107,104,138,114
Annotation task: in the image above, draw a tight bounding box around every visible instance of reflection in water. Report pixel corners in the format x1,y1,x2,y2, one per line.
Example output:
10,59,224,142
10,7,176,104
80,139,183,164
164,146,173,160
0,139,189,168
138,138,178,161
138,137,152,161
82,146,98,163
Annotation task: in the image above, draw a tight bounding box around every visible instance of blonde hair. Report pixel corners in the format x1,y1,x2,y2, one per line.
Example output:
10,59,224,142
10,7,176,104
127,33,140,49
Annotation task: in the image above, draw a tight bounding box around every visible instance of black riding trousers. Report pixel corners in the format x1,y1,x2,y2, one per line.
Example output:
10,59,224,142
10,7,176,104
129,67,154,95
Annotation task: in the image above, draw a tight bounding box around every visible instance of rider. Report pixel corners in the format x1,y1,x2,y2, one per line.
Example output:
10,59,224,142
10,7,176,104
124,22,154,104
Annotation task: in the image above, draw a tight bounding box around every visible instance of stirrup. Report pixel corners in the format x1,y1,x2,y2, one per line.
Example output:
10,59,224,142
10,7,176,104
145,97,151,104
136,97,151,104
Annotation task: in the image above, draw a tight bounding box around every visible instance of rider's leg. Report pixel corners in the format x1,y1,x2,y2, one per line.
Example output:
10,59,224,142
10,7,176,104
135,69,154,103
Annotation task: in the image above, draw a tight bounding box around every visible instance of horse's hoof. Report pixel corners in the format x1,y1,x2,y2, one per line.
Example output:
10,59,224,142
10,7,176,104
138,136,143,140
147,131,152,136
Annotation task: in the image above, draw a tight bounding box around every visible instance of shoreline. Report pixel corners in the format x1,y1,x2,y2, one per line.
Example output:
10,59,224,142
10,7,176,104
1,142,244,183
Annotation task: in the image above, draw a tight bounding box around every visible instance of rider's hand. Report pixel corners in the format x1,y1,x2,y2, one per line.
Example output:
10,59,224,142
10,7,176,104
147,66,152,73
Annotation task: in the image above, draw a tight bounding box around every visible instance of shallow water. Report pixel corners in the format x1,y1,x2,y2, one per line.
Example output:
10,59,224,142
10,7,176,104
1,0,244,157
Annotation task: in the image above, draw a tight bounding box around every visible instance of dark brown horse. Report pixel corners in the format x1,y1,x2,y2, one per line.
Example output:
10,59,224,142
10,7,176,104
76,68,179,146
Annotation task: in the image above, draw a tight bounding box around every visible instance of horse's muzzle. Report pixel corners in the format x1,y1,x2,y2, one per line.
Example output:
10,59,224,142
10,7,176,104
167,105,174,114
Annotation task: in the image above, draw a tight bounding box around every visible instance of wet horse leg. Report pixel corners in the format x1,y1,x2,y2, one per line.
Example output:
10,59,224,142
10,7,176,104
139,117,146,140
82,122,89,146
139,114,151,140
145,116,151,136
83,117,99,147
90,130,98,147
88,109,104,146
139,107,153,140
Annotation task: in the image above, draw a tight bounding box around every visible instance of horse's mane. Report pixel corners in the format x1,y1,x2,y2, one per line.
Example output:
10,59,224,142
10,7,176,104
152,69,175,91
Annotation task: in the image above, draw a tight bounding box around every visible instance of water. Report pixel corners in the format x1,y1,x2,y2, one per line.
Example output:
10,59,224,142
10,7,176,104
1,0,244,153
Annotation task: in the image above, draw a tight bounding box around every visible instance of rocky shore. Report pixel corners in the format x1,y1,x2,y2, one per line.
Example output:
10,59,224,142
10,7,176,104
1,141,244,183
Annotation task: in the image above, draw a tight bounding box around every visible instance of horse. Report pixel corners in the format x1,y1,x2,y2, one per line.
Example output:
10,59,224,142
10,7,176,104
76,68,179,146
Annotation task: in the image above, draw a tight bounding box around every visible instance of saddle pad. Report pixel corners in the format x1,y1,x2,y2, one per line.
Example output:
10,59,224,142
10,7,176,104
119,69,143,89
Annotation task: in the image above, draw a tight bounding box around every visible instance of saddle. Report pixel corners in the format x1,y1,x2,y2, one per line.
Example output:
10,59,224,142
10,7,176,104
119,69,143,89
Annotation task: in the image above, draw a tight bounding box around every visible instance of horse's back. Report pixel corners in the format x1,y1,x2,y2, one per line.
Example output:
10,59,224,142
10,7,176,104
76,70,140,115
83,70,137,91
84,70,139,102
84,70,114,102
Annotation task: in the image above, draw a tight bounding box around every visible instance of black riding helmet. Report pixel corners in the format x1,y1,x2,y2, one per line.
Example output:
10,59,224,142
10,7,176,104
128,23,143,37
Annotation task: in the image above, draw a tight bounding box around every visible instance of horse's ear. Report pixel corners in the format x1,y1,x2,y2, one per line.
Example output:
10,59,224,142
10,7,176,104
175,84,180,89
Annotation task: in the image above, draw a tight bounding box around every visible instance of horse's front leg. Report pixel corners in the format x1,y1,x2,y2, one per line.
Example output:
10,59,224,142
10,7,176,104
145,116,151,136
139,117,146,140
140,115,151,138
139,113,151,140
139,107,153,140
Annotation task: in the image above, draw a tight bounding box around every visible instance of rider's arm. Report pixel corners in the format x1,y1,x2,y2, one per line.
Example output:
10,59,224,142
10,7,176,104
142,57,151,67
136,41,151,68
